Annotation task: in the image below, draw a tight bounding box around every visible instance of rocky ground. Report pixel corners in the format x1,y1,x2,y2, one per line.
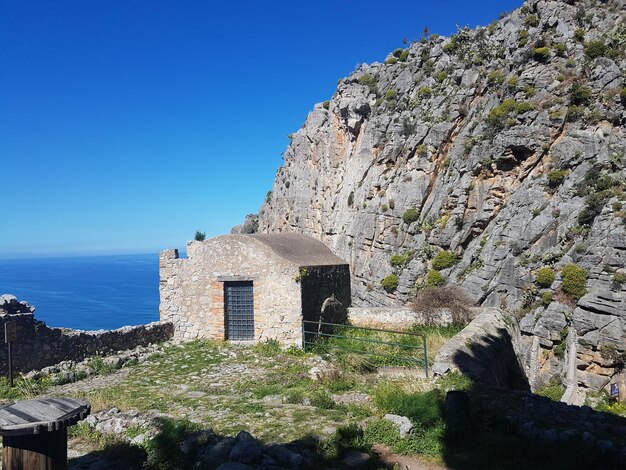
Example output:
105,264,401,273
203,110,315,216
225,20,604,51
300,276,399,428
0,335,624,469
39,339,446,469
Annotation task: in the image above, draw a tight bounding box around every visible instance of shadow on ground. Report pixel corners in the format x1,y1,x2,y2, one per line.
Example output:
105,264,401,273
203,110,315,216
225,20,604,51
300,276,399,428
69,417,388,470
440,329,626,469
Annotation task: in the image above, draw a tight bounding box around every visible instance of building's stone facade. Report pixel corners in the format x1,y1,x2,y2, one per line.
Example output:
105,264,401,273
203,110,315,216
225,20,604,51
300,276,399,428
160,234,351,344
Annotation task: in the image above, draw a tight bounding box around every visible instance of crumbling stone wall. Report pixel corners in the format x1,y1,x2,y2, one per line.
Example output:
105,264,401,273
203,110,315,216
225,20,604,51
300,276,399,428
0,296,173,374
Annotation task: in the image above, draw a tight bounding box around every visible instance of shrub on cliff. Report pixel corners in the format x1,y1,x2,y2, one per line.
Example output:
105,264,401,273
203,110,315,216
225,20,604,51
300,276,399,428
426,270,445,287
561,264,588,301
584,40,608,59
431,250,459,270
535,267,556,288
570,84,592,106
390,251,415,269
547,169,568,188
381,275,399,293
194,231,206,241
410,286,475,326
402,209,420,225
532,46,550,62
358,74,378,94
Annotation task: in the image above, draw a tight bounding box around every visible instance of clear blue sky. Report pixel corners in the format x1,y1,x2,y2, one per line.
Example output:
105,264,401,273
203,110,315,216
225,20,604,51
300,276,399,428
0,0,522,258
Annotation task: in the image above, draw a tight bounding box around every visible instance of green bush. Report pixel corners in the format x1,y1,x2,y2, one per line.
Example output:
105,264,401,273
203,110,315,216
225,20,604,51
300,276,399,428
431,250,459,270
620,88,626,106
402,208,420,224
426,270,445,287
561,264,588,301
554,43,567,57
584,40,608,59
535,267,556,288
310,391,335,409
435,71,448,83
578,191,609,226
486,99,533,128
507,76,518,89
418,86,432,98
390,251,414,269
532,47,550,62
385,89,397,101
518,30,529,47
194,230,206,241
547,169,568,188
570,84,592,105
381,275,399,293
358,73,378,94
399,50,409,62
523,85,536,97
613,272,626,286
566,105,585,122
536,380,564,401
373,386,442,427
595,175,614,191
524,14,539,27
487,70,505,86
541,291,553,306
322,100,330,109
574,28,585,42
515,101,535,113
145,418,202,469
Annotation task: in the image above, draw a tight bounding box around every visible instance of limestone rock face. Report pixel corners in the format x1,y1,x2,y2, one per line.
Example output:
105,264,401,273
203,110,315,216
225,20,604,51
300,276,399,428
243,0,626,393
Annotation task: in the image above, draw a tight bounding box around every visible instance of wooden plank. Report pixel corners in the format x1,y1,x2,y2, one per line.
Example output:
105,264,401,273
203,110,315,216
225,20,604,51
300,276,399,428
3,428,67,470
0,398,90,436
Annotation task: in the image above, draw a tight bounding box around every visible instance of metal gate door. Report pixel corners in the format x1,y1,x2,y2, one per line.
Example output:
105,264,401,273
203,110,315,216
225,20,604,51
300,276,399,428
225,281,254,340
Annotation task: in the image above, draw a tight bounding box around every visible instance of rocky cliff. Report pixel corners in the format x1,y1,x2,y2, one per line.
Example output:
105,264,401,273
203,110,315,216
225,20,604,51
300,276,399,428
246,0,626,393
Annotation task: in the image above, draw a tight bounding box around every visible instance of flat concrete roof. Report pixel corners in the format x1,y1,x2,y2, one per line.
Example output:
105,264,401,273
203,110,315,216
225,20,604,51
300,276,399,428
249,233,347,267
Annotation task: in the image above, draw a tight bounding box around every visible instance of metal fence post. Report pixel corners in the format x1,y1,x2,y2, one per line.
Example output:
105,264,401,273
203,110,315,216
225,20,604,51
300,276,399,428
423,336,429,378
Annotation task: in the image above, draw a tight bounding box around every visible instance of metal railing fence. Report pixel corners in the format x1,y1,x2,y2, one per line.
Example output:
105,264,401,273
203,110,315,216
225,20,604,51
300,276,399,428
302,319,428,377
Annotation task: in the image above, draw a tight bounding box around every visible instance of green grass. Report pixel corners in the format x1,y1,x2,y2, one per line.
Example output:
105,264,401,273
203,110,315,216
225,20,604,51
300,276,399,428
35,337,623,470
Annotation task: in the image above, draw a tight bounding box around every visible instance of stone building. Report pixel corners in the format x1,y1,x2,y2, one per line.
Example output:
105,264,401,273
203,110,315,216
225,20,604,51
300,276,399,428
159,233,351,344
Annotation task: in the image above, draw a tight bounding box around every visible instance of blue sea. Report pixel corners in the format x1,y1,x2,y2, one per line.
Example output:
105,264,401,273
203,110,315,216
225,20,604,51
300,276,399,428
0,254,160,330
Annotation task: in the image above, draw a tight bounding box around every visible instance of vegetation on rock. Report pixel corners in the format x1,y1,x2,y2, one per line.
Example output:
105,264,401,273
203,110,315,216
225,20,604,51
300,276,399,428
431,250,459,270
561,264,588,301
381,274,399,293
535,267,556,288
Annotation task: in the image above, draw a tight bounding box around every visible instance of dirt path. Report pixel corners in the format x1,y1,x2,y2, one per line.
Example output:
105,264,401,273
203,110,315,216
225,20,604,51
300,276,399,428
373,444,449,470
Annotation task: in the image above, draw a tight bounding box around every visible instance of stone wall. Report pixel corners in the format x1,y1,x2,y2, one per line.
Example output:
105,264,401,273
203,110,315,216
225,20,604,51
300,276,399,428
0,297,173,374
433,309,529,391
160,237,303,344
434,307,626,402
348,307,457,328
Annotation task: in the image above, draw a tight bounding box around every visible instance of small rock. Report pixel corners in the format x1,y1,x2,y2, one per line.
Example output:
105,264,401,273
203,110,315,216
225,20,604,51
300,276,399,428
229,440,261,464
342,450,370,468
383,414,413,437
131,433,149,445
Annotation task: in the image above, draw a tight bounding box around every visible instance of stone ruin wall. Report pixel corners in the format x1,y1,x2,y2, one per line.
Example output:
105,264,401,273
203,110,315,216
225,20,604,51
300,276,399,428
434,308,626,403
160,238,303,344
0,295,173,374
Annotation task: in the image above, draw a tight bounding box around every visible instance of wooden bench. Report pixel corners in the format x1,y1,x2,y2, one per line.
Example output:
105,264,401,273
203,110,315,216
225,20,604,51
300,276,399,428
0,397,90,469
